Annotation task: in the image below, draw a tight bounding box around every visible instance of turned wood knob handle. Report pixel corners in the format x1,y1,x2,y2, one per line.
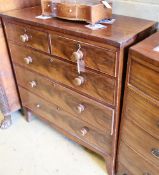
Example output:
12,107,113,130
72,50,83,61
76,104,85,114
73,76,84,86
36,104,41,108
151,148,159,158
20,34,29,43
29,81,37,88
24,56,32,64
80,127,89,136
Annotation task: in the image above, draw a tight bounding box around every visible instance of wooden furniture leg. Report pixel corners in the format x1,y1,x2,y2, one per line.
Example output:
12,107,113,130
22,107,33,122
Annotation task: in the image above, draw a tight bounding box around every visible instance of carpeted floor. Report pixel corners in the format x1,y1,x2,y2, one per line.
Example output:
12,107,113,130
0,111,107,175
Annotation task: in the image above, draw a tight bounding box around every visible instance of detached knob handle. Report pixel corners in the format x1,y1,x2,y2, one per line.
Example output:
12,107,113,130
20,34,29,43
73,76,84,86
72,50,83,61
80,127,89,136
76,104,85,114
29,81,37,88
24,56,32,64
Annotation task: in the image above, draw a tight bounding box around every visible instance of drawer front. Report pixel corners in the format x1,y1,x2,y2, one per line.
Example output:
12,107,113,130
125,88,159,140
121,119,159,168
5,22,49,53
56,3,77,19
129,59,159,101
19,87,112,155
15,65,114,134
51,34,117,76
10,44,116,106
117,141,159,175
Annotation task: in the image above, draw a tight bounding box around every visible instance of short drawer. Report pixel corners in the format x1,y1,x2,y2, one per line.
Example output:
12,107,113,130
51,34,117,76
10,44,116,106
129,59,159,101
5,22,49,53
121,119,159,169
124,88,159,140
15,65,114,134
19,87,112,155
117,141,159,175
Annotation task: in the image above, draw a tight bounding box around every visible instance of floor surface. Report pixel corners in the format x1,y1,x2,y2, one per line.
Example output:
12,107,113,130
0,112,107,175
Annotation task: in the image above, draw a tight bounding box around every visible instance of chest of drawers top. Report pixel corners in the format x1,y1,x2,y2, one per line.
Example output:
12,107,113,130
130,32,159,65
1,6,156,48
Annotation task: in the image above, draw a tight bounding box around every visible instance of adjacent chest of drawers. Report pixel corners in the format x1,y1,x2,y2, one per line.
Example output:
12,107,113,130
0,20,19,118
1,6,156,175
0,0,40,128
117,32,159,175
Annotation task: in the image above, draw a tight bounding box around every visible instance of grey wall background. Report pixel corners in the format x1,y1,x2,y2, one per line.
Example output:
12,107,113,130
113,0,159,27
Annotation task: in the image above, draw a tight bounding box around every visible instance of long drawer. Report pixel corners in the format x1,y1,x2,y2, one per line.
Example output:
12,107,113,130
129,59,159,102
14,65,114,134
19,87,112,155
51,34,117,77
124,88,159,140
117,141,159,175
121,119,159,169
10,44,116,106
5,22,49,53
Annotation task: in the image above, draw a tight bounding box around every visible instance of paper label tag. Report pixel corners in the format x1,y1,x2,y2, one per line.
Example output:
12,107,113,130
36,15,52,20
98,18,116,24
77,58,80,74
79,59,85,73
153,45,159,52
102,1,112,9
85,24,107,30
77,58,85,74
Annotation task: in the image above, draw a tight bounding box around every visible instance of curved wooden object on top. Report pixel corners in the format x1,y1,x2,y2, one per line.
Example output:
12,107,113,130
41,0,112,24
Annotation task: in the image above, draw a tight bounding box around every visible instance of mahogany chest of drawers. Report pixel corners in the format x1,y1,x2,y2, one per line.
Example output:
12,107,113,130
1,6,156,175
117,32,159,175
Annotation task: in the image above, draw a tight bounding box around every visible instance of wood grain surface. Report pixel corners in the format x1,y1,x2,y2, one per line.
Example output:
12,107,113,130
0,0,40,13
51,34,117,76
129,58,159,102
5,22,50,53
14,65,114,134
121,119,159,169
117,141,159,175
2,7,157,175
124,88,159,140
117,32,159,175
1,6,156,47
0,20,20,115
19,87,112,156
9,44,116,106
